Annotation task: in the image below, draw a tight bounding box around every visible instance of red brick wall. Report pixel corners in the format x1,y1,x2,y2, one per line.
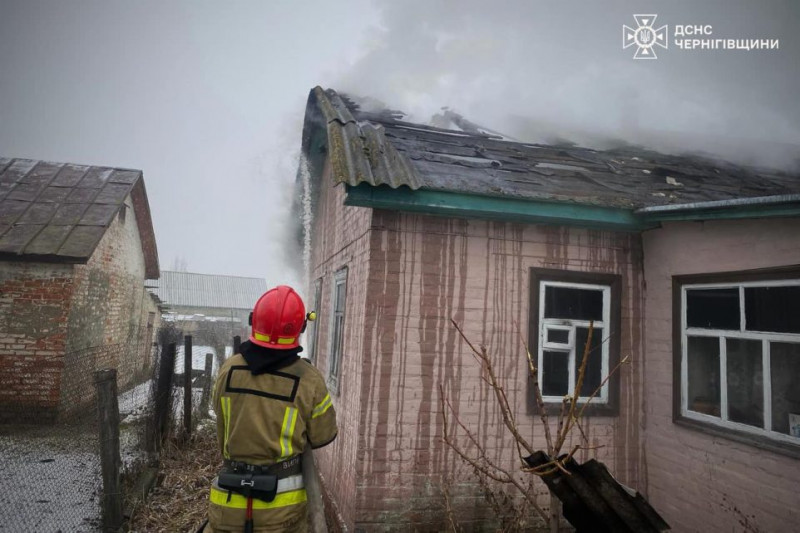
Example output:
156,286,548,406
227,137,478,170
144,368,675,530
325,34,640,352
60,194,153,414
0,194,155,421
642,218,800,532
0,263,74,422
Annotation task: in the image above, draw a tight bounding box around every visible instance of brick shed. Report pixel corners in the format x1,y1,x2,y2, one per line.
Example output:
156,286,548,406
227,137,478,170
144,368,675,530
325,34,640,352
297,87,800,531
0,158,160,422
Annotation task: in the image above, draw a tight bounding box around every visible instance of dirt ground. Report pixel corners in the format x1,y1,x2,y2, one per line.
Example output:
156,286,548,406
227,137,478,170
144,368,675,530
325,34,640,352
128,423,220,533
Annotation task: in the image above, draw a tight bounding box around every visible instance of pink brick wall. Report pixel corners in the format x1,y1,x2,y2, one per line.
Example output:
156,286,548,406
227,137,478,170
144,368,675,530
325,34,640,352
354,212,646,530
308,163,647,530
642,218,800,532
308,160,374,530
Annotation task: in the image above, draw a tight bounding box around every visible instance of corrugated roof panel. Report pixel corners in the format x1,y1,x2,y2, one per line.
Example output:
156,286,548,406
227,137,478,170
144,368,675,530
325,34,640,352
148,271,268,310
312,87,800,209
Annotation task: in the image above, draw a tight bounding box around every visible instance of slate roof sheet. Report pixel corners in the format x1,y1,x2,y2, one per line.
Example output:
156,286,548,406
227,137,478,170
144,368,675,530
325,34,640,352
0,158,159,277
148,270,267,310
306,88,800,210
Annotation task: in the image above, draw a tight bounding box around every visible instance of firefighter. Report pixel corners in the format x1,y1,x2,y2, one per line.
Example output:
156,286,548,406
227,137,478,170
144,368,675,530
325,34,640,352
204,285,337,533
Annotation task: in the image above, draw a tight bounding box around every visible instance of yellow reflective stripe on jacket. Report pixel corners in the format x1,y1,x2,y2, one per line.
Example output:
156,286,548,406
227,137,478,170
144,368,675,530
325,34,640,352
221,397,231,459
279,407,298,458
312,393,332,419
209,486,307,509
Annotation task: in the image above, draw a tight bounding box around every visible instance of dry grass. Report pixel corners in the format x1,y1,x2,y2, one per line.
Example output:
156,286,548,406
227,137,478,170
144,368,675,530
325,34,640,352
128,423,221,533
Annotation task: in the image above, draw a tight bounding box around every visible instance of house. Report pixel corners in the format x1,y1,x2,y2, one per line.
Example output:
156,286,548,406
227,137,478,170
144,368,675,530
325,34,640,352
0,158,160,422
297,87,800,531
147,270,267,360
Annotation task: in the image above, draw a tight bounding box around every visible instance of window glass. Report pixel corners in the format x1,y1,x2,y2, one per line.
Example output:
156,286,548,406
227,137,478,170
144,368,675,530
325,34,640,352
544,286,603,321
681,278,800,446
687,336,720,417
686,288,740,330
726,338,763,428
329,269,347,385
542,351,569,397
745,286,800,334
771,342,800,436
533,274,616,408
547,328,569,344
574,327,603,397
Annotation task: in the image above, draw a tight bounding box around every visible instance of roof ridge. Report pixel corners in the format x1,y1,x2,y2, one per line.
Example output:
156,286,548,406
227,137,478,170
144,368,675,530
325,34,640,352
161,270,268,282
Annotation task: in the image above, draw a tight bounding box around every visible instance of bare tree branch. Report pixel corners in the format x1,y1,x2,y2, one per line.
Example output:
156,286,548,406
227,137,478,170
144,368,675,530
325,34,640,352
514,322,554,455
439,383,549,523
451,320,536,457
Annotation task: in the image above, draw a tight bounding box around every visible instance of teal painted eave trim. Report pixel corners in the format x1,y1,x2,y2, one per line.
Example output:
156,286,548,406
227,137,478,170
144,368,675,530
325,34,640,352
642,203,800,222
344,184,800,230
344,183,652,231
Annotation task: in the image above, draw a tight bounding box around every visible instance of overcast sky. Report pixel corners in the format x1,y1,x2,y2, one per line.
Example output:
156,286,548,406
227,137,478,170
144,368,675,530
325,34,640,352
1,1,798,289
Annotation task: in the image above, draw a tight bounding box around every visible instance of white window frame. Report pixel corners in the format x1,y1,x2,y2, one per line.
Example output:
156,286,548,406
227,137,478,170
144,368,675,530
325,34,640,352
328,267,347,392
680,279,800,446
538,280,611,403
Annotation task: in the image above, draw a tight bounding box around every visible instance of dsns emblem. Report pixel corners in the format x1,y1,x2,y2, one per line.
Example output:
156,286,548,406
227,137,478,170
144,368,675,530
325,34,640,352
623,15,668,59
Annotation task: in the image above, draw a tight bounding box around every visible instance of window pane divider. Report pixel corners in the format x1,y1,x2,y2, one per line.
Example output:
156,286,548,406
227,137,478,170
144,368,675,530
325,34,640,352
720,337,728,422
684,328,800,343
541,319,606,328
568,341,576,397
681,289,689,414
739,286,746,331
763,340,772,432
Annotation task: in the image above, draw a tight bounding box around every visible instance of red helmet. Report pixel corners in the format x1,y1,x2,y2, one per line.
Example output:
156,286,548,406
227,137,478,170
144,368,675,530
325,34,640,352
249,285,306,350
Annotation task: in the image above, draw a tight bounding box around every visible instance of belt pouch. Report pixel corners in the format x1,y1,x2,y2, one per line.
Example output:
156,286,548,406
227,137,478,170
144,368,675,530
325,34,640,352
218,472,278,503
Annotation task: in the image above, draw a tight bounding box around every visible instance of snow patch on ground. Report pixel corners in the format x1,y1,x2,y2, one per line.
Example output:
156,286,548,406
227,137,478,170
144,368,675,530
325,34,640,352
0,379,155,532
0,426,101,532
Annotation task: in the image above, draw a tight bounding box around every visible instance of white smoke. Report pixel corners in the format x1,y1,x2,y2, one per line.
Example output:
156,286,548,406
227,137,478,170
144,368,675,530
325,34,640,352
336,0,800,170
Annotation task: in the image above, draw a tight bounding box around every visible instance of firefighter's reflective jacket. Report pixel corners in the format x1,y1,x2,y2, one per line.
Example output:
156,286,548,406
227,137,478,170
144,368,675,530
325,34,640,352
207,342,337,533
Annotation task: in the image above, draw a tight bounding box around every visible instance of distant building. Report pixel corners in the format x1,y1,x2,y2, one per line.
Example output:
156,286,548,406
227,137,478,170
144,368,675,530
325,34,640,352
298,87,800,532
147,270,267,354
0,158,160,422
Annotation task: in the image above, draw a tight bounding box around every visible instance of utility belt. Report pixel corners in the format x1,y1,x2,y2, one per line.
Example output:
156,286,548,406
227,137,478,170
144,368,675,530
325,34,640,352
218,456,303,504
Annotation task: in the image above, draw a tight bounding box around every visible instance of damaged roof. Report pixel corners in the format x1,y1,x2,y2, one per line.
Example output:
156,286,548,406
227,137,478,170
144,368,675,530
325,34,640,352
147,270,267,310
0,158,160,278
301,87,800,227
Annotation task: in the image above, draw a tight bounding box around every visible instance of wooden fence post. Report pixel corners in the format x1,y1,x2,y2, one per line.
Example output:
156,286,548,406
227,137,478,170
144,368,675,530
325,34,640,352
148,343,175,454
302,446,328,533
201,353,213,412
95,368,123,532
184,335,192,436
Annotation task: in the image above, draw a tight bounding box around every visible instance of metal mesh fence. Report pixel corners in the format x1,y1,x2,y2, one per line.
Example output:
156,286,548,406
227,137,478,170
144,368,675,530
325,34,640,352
0,332,160,532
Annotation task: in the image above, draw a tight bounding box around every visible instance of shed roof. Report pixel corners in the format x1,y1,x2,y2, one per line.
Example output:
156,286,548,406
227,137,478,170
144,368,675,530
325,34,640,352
147,270,267,311
0,158,160,278
301,87,800,223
